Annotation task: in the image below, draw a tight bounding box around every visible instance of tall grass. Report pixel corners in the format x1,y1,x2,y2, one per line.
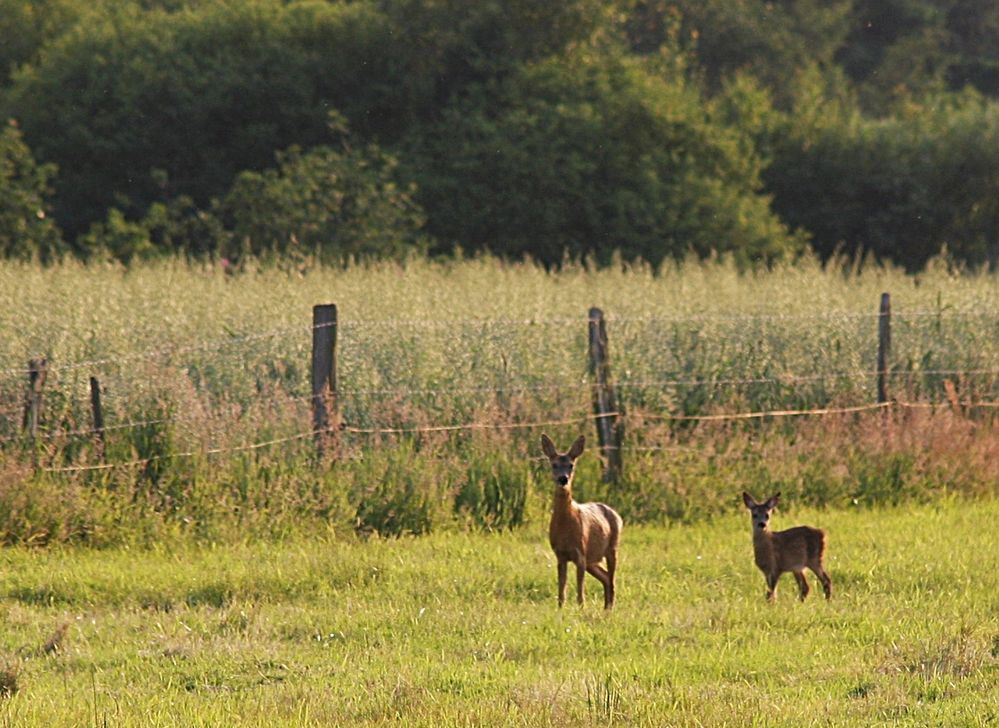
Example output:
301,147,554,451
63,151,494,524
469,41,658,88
1,254,998,545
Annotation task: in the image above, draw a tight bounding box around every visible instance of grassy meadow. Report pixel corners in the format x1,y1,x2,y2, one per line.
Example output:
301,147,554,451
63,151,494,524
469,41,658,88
1,255,999,544
1,499,998,726
1,257,999,725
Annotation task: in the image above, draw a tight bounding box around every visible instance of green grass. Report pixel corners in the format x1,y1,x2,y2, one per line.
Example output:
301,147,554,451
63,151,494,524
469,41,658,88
2,498,998,726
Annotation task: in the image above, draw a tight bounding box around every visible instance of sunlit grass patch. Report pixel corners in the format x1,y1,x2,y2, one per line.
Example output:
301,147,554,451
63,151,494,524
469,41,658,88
0,500,996,725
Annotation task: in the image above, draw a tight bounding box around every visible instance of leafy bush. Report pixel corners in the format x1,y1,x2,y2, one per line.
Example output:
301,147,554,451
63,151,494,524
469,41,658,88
221,136,427,263
2,0,399,240
0,121,63,261
78,208,157,264
408,53,806,267
626,0,852,106
378,0,608,104
73,126,427,263
767,89,999,269
0,0,83,87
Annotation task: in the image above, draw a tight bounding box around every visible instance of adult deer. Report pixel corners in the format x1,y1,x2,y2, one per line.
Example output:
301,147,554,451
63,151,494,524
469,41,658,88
542,434,623,609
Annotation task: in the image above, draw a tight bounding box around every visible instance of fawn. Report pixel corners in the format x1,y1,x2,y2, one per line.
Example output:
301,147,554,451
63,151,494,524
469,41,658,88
742,492,832,603
541,434,623,609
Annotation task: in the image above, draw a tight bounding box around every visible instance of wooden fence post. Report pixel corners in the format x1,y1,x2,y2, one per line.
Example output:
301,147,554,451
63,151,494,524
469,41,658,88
90,376,106,463
21,358,47,439
311,304,339,457
877,292,891,404
588,307,623,483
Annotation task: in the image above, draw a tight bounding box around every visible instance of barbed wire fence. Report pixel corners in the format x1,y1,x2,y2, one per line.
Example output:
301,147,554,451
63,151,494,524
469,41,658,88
1,293,998,478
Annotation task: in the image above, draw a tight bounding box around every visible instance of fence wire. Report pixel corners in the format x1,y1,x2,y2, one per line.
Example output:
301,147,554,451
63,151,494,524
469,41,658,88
3,307,999,472
29,397,999,473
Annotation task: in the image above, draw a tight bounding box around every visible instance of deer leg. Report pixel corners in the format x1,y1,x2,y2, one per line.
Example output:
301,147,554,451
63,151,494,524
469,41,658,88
793,570,810,601
557,558,568,608
812,564,832,600
605,549,618,608
586,563,612,609
766,572,780,602
575,555,587,606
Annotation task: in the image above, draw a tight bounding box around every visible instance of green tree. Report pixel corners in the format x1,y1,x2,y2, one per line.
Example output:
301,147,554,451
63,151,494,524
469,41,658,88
379,0,610,104
2,0,400,242
837,0,999,113
0,0,82,87
944,0,999,96
407,54,805,267
767,87,999,269
0,121,63,261
623,0,852,106
220,139,427,263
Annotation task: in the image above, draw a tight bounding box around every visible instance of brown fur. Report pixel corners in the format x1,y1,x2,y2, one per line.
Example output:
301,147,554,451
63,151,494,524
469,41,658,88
542,434,623,609
742,491,831,602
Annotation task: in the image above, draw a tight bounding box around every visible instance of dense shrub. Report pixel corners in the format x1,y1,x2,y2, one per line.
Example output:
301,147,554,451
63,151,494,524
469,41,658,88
2,1,399,241
626,0,852,107
408,54,806,267
0,122,63,262
0,0,83,87
767,90,999,269
220,137,427,263
1,0,998,271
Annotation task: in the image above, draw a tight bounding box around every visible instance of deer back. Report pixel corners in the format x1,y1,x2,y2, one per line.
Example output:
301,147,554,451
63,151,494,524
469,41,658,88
772,525,826,571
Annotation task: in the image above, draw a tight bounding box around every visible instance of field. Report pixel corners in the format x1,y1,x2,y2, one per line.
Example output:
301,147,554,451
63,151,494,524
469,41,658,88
4,256,999,425
1,256,998,544
1,257,999,724
1,499,998,726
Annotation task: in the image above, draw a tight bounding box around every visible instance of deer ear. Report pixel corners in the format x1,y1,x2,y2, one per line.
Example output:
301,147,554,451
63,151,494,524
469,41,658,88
567,435,586,460
742,492,756,509
766,493,781,509
540,434,558,459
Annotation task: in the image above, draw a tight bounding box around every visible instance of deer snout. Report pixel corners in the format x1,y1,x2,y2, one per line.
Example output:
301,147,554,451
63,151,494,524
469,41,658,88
557,475,569,486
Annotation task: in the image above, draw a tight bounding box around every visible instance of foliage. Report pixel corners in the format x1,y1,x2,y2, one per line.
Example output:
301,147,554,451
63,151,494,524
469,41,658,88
1,0,399,239
626,0,853,107
0,122,62,262
2,0,999,270
72,124,427,263
838,0,999,112
221,137,427,263
408,53,806,266
0,0,82,87
378,0,611,107
142,192,227,260
77,208,157,264
767,88,999,269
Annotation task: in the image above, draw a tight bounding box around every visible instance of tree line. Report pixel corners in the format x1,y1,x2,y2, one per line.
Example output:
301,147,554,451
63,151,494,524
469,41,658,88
1,0,998,270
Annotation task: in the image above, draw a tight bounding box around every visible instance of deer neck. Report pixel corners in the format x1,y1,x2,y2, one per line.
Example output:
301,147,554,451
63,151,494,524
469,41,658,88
752,527,776,567
551,486,578,519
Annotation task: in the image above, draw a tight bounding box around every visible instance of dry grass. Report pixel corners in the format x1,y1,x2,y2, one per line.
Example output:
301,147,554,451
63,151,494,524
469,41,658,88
1,256,998,545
